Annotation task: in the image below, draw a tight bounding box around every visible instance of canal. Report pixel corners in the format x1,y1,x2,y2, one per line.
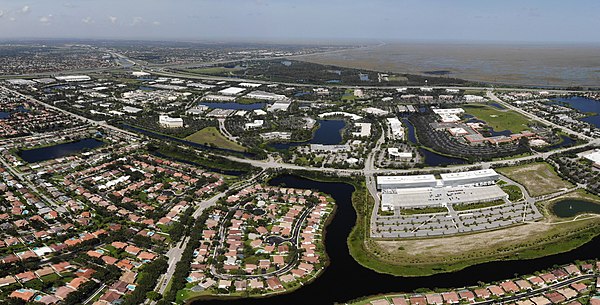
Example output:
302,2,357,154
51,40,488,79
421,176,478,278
193,175,600,305
199,102,266,111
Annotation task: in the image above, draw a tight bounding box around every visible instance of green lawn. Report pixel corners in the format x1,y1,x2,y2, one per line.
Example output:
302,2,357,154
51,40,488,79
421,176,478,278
341,89,357,101
453,199,505,211
462,104,531,133
400,206,447,215
184,127,246,152
502,185,524,202
186,67,243,75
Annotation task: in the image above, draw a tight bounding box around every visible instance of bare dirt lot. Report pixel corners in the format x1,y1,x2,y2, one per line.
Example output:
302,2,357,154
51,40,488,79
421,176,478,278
496,162,574,197
376,222,549,258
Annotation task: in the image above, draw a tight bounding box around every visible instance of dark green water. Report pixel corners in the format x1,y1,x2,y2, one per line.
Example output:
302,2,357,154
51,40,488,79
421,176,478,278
552,199,600,218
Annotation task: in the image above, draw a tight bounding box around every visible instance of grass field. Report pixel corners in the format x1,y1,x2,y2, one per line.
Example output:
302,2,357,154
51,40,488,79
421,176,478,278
184,127,246,152
496,162,574,197
462,103,530,133
341,89,357,101
186,66,243,75
400,206,447,215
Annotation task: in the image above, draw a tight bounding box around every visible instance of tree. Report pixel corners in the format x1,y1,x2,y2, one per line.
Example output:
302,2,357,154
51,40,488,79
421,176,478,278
146,291,162,301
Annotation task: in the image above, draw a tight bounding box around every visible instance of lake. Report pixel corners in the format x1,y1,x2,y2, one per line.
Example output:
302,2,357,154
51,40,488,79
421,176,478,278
200,102,266,110
539,135,576,151
0,105,29,119
552,199,600,218
19,138,105,163
192,175,600,305
269,120,345,150
550,97,600,128
489,102,505,110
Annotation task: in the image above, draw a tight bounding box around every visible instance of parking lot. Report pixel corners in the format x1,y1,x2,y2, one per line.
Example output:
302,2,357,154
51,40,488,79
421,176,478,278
373,200,542,238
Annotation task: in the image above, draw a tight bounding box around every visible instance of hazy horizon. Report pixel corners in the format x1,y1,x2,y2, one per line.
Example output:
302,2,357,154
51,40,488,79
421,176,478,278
0,0,599,43
4,37,600,47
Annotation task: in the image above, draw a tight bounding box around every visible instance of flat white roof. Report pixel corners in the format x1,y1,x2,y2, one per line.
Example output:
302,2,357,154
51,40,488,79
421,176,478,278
583,150,600,164
363,107,389,116
159,115,183,123
123,106,142,113
377,174,437,185
319,112,362,120
187,83,215,89
239,82,262,88
219,87,245,95
247,90,287,100
381,185,507,208
449,127,468,134
440,169,498,181
55,75,91,82
432,108,465,114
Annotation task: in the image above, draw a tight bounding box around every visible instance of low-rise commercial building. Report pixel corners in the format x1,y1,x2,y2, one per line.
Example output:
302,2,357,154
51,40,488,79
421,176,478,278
158,115,184,128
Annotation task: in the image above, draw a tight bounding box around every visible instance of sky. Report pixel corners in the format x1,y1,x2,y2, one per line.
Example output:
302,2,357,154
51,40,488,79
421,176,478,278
0,0,599,43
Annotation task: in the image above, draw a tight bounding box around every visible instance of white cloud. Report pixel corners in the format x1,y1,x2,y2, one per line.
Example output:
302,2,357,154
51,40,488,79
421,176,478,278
131,16,143,26
21,5,30,14
9,17,16,22
152,21,160,26
82,16,93,24
39,14,52,24
108,16,117,24
0,10,4,18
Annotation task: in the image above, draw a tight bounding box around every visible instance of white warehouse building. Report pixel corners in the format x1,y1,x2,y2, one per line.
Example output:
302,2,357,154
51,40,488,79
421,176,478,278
378,169,506,211
158,115,184,128
377,174,438,189
440,169,500,187
377,169,500,190
55,75,91,82
386,117,404,140
245,90,287,101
